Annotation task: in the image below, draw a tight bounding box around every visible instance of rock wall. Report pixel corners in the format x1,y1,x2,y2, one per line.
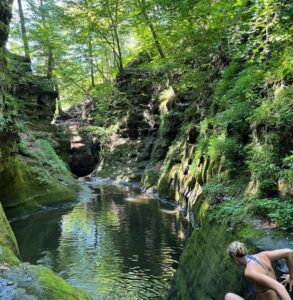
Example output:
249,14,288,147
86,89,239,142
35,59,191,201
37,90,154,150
0,47,78,217
92,53,163,181
168,219,293,299
91,37,293,299
0,3,92,299
55,98,100,177
1,1,78,215
0,202,20,267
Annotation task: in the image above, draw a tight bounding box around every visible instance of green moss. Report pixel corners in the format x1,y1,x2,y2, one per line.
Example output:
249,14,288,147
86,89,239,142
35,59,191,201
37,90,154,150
31,265,91,300
0,202,20,266
0,246,20,266
0,156,78,217
0,203,19,256
171,222,247,299
142,168,160,188
237,224,263,241
0,263,92,299
94,141,144,181
35,139,70,174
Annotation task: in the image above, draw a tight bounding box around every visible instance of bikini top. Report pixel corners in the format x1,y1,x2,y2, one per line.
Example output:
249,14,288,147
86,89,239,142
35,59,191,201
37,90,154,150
245,255,269,273
245,255,282,300
245,255,270,294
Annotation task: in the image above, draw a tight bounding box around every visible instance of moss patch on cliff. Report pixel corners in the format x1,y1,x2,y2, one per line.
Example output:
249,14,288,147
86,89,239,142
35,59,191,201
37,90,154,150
168,218,276,300
0,203,20,266
0,133,78,217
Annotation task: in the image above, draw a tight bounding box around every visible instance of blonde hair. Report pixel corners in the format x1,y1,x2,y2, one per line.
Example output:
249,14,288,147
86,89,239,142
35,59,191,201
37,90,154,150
228,241,247,257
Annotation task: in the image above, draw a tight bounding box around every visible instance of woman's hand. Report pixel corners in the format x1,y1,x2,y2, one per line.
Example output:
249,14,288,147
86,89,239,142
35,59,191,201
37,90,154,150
281,274,293,292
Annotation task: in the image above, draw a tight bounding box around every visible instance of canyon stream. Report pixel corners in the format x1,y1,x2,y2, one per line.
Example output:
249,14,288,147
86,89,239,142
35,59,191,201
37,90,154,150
10,177,185,300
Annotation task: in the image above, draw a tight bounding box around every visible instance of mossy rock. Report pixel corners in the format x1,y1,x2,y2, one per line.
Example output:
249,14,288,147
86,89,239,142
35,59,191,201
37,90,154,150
169,214,293,300
0,202,20,267
0,263,92,300
168,221,262,299
0,156,78,218
141,167,160,188
94,141,144,181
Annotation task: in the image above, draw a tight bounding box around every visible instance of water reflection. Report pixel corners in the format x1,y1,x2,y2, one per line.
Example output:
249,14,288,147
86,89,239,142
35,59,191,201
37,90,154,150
11,182,184,299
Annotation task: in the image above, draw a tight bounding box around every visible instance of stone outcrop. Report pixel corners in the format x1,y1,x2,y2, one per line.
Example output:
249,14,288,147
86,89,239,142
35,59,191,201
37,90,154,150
92,53,167,181
55,98,100,177
0,52,79,215
168,219,293,299
0,3,92,300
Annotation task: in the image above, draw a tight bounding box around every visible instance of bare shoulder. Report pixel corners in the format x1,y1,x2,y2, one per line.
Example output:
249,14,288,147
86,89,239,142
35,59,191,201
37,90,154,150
258,248,293,262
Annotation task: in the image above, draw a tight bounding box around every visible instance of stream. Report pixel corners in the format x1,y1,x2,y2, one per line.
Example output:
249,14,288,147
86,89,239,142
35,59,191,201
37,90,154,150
10,177,185,300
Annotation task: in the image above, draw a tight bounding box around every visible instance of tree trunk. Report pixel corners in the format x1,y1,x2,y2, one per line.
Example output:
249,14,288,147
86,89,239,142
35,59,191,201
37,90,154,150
88,34,95,88
47,47,54,79
53,78,62,114
113,24,124,73
39,0,54,79
17,0,31,62
106,0,124,73
140,0,165,58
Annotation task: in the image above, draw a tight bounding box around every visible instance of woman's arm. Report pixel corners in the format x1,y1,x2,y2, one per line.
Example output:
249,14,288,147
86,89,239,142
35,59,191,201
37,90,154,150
262,248,293,292
245,269,292,300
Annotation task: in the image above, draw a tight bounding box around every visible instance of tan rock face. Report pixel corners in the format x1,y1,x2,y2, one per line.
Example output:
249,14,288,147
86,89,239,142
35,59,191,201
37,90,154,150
278,179,293,196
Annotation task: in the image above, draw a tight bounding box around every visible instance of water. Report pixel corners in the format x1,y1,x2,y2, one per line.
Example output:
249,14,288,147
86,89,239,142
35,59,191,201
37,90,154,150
10,178,185,299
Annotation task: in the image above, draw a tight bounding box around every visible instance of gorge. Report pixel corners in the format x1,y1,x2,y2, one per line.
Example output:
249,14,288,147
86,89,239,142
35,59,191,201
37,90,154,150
0,0,292,299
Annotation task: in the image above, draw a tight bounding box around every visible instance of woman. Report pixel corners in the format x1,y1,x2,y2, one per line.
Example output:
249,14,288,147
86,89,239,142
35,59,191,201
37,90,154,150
225,241,293,300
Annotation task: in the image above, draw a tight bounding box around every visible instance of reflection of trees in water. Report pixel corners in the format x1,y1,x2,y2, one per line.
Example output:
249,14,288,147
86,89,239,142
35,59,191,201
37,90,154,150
92,185,184,277
13,184,184,299
11,209,66,267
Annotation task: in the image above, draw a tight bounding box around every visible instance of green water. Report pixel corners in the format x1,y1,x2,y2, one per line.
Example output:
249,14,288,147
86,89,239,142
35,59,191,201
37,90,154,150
10,178,185,299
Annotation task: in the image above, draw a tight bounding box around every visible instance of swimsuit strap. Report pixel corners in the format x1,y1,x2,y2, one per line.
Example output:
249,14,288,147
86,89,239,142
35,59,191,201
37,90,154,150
246,255,282,300
245,255,269,273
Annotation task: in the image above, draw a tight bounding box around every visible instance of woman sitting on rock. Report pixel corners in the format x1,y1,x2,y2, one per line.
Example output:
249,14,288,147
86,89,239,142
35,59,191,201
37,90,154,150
225,241,293,300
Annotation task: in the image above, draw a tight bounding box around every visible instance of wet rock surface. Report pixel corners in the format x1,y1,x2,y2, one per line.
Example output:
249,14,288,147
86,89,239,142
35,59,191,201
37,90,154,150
0,264,36,300
0,263,91,300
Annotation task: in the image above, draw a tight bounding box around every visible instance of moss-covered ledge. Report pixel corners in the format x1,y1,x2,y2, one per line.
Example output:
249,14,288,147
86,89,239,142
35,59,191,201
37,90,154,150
0,202,20,266
0,140,79,218
168,216,293,300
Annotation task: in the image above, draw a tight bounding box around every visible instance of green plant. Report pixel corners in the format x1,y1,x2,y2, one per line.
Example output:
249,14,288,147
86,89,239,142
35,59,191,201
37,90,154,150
251,198,293,231
246,143,279,196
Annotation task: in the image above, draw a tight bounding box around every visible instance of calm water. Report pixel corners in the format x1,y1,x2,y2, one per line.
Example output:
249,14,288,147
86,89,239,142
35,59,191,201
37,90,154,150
10,178,185,299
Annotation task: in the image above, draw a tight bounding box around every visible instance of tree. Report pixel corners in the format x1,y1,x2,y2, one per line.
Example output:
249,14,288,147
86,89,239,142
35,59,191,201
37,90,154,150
17,0,31,61
138,0,165,58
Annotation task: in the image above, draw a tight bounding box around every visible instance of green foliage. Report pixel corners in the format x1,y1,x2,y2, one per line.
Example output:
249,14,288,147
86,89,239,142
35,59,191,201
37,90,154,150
210,199,247,228
246,143,279,196
202,181,233,205
91,83,130,126
251,86,293,128
151,111,183,162
207,135,241,163
281,153,293,181
251,198,293,231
